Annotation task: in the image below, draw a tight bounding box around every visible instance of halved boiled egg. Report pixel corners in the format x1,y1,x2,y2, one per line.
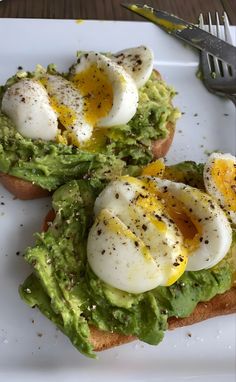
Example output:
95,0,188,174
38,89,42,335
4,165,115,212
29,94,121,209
69,52,139,127
87,175,233,294
110,46,154,89
1,46,155,145
204,153,236,225
1,79,58,141
87,176,187,294
41,74,93,143
153,178,232,271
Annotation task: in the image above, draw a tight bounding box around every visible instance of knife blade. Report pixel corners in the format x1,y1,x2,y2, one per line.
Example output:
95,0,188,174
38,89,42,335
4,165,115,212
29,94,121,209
122,3,236,67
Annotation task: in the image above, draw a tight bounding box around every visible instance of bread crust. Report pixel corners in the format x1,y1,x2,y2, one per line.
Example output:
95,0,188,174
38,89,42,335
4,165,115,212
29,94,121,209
0,71,175,199
0,173,50,199
42,210,236,352
91,288,236,352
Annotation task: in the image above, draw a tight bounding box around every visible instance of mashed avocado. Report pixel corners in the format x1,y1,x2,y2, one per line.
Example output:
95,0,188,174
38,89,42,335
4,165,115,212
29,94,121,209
0,70,180,190
19,163,236,357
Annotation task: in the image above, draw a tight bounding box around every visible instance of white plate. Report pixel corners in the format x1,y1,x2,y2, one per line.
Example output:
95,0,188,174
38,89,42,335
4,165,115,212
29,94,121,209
0,19,235,382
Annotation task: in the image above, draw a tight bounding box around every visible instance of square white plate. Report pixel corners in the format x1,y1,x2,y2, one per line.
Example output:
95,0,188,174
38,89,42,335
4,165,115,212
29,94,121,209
0,19,235,382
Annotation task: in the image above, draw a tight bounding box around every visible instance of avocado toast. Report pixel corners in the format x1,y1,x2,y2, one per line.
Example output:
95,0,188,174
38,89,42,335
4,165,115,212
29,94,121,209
0,47,180,199
19,158,236,357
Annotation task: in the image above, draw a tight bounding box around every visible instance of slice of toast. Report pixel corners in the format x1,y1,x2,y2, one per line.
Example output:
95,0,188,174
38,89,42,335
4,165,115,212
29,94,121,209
0,71,176,199
89,287,236,351
42,209,236,352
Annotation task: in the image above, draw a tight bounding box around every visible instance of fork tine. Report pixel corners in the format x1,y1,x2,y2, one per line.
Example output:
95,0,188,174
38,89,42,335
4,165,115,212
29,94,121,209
199,13,204,28
223,12,233,44
215,12,221,39
208,12,213,33
208,12,221,76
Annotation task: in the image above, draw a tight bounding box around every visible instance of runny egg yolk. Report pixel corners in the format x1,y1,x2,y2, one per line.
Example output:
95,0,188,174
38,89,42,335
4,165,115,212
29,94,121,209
211,158,236,212
71,64,113,126
141,178,202,254
141,159,165,177
165,201,202,253
39,77,77,131
50,96,76,129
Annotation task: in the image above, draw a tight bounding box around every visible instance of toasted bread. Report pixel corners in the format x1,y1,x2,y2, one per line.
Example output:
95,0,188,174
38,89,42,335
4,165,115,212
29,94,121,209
91,286,236,351
0,173,50,199
0,71,176,200
42,210,236,352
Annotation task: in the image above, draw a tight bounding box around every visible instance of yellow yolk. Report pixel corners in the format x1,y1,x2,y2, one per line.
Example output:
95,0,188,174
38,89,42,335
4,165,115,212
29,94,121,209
141,177,202,254
39,77,78,134
50,96,76,129
165,248,187,286
211,158,236,212
141,159,165,177
162,194,202,254
71,64,113,126
79,128,108,152
129,5,186,31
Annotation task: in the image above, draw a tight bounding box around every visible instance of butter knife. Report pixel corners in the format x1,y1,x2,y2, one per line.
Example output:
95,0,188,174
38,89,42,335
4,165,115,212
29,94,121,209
122,3,236,68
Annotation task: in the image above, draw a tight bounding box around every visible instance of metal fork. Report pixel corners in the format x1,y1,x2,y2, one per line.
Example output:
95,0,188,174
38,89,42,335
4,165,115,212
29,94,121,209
199,12,236,106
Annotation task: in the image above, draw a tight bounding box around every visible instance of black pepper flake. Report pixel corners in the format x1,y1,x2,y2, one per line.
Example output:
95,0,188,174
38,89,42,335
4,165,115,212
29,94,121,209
97,229,102,236
17,66,23,70
205,240,209,244
187,332,192,338
134,241,139,247
16,251,20,256
37,333,43,337
1,202,5,205
173,262,180,267
115,193,119,199
101,249,105,255
142,224,147,231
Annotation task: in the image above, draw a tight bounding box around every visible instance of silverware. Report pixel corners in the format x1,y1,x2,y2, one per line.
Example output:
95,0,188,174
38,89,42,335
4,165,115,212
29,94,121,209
199,12,236,106
121,3,236,68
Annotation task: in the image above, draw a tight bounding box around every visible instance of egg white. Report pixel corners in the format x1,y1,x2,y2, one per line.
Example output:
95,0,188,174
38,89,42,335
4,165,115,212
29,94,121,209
204,152,236,225
70,52,139,127
111,46,154,89
42,74,93,143
154,178,232,271
1,79,58,141
87,177,187,294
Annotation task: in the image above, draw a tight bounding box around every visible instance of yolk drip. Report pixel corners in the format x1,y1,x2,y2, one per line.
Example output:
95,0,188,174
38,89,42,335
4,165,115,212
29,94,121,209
211,158,236,212
129,5,186,31
139,177,202,254
50,96,76,129
39,77,77,131
166,249,187,286
164,197,202,253
141,159,165,177
79,127,108,152
71,64,113,126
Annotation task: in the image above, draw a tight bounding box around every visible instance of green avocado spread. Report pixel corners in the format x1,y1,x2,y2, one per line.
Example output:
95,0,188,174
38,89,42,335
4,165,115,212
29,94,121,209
19,162,236,358
0,69,180,190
